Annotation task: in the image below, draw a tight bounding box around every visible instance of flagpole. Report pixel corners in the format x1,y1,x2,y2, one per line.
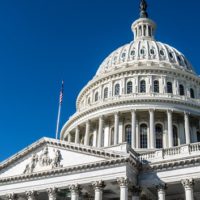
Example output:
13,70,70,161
55,81,64,140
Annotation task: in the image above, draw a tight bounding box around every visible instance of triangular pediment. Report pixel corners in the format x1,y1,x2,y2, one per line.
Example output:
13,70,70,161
0,137,126,179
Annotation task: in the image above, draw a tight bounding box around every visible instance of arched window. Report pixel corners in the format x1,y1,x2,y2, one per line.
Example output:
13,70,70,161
154,80,159,93
104,87,108,99
167,82,173,94
87,97,91,104
179,84,185,96
140,124,148,148
155,124,163,148
89,134,93,146
148,26,152,37
173,125,178,146
127,81,133,94
95,92,98,102
110,128,114,146
125,125,132,146
140,80,146,93
115,84,120,96
190,88,195,99
197,131,200,142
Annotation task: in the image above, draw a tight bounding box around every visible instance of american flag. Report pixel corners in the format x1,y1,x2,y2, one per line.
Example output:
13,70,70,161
59,80,64,104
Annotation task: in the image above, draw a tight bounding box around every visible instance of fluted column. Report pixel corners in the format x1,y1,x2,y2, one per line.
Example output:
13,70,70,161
69,184,81,200
114,113,119,145
157,184,167,200
75,127,80,144
84,121,90,146
26,191,37,200
97,116,104,148
184,112,190,144
182,179,194,200
6,194,17,200
131,110,136,149
149,109,155,149
167,110,173,147
131,186,141,200
92,180,105,200
117,177,129,200
47,188,57,200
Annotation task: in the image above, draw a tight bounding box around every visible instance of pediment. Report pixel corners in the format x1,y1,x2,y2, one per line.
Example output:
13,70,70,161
0,138,124,179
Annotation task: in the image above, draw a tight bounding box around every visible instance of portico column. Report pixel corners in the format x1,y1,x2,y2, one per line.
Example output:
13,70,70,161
6,194,17,200
167,110,173,147
26,191,37,200
131,110,136,149
84,121,90,146
131,186,141,200
184,112,190,144
69,184,81,200
181,179,194,200
92,180,105,200
114,112,119,145
117,177,129,200
47,188,57,200
97,116,104,148
75,127,80,144
157,184,167,200
149,109,155,149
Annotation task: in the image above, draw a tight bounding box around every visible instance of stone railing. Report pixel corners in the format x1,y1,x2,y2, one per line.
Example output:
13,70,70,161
139,142,200,163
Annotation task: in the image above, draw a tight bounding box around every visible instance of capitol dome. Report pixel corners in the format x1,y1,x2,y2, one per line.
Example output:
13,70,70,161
60,0,200,153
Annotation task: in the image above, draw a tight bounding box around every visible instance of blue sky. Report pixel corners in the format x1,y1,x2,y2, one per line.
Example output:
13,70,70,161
0,0,200,161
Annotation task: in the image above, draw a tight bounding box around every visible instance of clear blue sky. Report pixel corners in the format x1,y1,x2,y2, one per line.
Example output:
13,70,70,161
0,0,200,161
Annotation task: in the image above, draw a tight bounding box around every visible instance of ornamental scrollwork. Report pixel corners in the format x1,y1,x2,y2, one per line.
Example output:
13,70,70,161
6,193,17,200
117,177,129,187
92,180,105,190
25,191,37,199
181,179,194,189
69,184,81,193
47,187,57,198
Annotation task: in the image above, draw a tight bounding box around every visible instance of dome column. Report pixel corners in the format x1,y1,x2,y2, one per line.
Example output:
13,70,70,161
47,188,57,200
131,110,136,149
149,109,155,149
84,121,90,146
75,127,80,144
117,177,129,200
114,112,119,145
69,184,81,200
92,180,105,200
167,110,173,148
182,179,194,200
184,112,190,144
97,116,104,148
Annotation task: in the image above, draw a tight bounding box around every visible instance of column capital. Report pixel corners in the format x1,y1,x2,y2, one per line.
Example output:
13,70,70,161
25,191,37,200
181,179,194,189
6,193,17,200
117,177,129,187
47,188,57,198
156,183,167,192
167,109,173,114
92,180,105,190
69,184,81,193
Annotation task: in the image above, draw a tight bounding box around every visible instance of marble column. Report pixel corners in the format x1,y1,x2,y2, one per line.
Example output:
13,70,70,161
26,191,37,200
97,116,104,148
131,110,136,149
114,113,119,145
84,121,90,146
184,112,190,144
149,109,155,149
47,188,57,200
6,194,17,200
167,110,173,147
181,179,194,200
92,180,105,200
131,186,141,200
69,184,81,200
157,184,167,200
117,177,129,200
75,127,80,144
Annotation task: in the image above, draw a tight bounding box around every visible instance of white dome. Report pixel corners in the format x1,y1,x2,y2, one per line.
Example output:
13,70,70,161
96,40,194,77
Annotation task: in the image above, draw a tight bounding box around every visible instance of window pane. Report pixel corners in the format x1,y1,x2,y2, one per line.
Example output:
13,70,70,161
173,126,178,146
179,85,185,96
154,80,159,93
125,125,132,146
156,124,163,148
115,84,120,96
140,80,146,93
127,82,133,94
167,82,173,93
104,87,108,99
140,124,147,148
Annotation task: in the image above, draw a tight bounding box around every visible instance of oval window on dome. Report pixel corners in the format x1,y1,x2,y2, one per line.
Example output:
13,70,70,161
121,53,126,58
160,50,165,56
169,52,174,59
150,49,155,55
131,50,135,56
140,49,145,55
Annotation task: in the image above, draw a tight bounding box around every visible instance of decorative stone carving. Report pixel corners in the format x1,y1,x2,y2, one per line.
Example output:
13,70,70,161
92,180,105,190
69,184,81,193
39,147,52,166
23,153,38,174
6,193,17,200
25,191,37,200
47,188,57,199
52,149,63,169
181,179,194,189
117,177,129,187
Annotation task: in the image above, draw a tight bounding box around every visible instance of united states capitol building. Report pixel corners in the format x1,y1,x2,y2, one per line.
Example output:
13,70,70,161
1,1,200,200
